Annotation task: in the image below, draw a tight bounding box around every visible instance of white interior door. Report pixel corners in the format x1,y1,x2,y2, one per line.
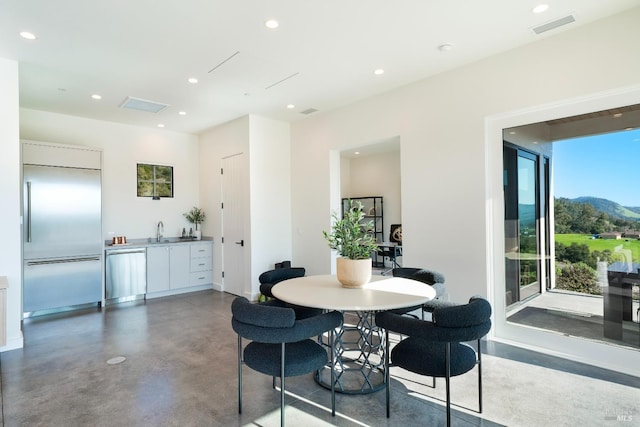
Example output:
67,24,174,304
221,153,246,296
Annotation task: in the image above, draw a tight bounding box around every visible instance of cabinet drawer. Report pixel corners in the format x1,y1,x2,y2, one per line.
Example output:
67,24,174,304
190,257,212,272
189,270,212,286
190,243,212,259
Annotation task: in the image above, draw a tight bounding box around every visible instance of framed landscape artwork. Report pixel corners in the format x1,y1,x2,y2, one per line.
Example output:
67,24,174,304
137,163,173,199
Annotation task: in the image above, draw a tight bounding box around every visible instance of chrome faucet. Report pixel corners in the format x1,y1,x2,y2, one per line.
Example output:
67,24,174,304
156,221,164,242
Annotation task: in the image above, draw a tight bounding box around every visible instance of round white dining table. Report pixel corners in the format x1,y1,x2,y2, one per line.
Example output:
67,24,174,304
272,274,436,394
271,274,436,311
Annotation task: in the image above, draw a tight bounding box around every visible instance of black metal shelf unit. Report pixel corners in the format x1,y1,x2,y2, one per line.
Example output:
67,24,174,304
342,196,384,267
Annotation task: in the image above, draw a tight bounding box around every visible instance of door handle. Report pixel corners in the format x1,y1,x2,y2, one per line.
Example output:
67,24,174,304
26,181,32,242
235,240,244,247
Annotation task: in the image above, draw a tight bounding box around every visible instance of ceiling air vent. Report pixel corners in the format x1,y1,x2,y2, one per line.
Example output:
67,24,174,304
119,96,170,113
265,72,300,90
533,15,575,35
300,108,318,115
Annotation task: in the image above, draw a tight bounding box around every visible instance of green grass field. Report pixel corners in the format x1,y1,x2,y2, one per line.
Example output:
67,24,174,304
555,234,640,262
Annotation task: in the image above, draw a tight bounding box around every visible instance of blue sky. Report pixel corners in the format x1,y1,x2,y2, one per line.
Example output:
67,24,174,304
553,128,640,207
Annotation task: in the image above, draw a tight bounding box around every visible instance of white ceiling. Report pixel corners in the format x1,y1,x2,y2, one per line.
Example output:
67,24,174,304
1,1,638,135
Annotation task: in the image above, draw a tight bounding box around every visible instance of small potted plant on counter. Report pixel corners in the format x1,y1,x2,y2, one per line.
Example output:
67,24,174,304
184,206,206,240
323,200,378,288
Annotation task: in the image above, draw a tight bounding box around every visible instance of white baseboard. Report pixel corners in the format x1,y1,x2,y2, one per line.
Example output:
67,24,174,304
0,333,24,352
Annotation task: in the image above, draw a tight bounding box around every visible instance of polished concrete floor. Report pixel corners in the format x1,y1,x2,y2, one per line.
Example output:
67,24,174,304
1,290,639,426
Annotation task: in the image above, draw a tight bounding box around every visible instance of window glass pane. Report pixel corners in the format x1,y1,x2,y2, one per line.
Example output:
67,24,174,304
155,166,172,183
137,181,154,197
137,164,153,181
155,182,172,197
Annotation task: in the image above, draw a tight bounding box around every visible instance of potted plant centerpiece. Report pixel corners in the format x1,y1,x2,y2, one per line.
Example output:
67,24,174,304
184,206,206,240
323,200,379,288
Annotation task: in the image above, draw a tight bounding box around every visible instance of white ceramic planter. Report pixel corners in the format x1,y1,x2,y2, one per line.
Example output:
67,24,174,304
336,257,372,288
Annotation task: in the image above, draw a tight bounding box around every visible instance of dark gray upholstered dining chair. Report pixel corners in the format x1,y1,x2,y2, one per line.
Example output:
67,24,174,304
259,267,306,299
258,267,321,319
376,296,492,427
231,297,343,427
391,267,453,318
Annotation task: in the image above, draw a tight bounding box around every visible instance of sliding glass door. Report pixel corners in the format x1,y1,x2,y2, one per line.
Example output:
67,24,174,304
543,156,551,291
504,144,541,306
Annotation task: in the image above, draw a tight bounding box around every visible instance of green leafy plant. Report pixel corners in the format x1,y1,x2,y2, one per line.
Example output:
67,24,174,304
184,207,206,230
323,200,378,260
555,262,601,295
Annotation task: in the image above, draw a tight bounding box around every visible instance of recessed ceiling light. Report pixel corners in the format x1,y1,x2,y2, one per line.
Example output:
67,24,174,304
265,19,279,29
355,151,360,155
438,43,453,52
178,111,187,116
91,94,102,100
157,124,165,128
20,31,36,40
532,4,549,14
286,104,295,109
373,69,384,75
509,131,517,135
188,77,198,84
613,113,623,118
625,127,634,131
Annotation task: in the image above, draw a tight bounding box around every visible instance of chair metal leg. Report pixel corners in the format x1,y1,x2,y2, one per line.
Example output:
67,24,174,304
384,328,390,418
380,266,393,276
331,328,336,416
637,306,640,347
237,335,243,414
445,342,451,427
478,339,483,413
281,342,286,427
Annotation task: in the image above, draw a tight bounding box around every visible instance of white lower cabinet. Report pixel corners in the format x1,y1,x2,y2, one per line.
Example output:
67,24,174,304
147,246,170,292
146,241,213,294
189,242,213,286
169,245,191,289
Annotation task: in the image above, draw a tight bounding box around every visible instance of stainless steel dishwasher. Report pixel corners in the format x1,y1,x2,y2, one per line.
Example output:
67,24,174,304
105,247,147,299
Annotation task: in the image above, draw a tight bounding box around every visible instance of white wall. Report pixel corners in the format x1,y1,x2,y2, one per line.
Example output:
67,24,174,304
340,157,351,197
0,58,22,351
290,8,640,373
346,150,401,233
249,116,293,284
20,109,200,241
199,116,250,291
199,115,292,297
291,117,334,275
291,7,640,302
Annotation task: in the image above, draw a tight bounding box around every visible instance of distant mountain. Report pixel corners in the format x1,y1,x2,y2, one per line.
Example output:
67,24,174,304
518,203,536,224
626,206,640,215
572,197,640,220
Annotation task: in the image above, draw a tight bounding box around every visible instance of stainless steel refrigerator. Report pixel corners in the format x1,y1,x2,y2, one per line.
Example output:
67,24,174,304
23,164,102,313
